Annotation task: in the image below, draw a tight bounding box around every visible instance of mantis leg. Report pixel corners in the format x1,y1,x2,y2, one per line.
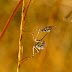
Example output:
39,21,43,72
33,46,39,56
32,29,41,42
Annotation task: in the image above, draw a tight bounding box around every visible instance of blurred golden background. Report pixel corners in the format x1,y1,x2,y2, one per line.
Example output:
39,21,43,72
0,0,72,72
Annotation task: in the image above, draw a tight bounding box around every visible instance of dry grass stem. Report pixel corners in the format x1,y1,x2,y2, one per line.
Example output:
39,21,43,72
0,0,23,40
17,0,25,72
17,0,31,71
24,0,31,21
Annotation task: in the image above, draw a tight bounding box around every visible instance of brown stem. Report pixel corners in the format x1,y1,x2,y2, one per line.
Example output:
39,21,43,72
0,0,23,40
23,0,31,21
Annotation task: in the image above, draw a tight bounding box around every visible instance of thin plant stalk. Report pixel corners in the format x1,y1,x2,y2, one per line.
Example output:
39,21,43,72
17,0,31,71
0,0,23,40
23,0,31,21
17,0,25,72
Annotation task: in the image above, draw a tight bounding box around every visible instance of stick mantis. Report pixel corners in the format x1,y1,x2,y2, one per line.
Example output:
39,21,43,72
32,26,56,56
20,26,56,63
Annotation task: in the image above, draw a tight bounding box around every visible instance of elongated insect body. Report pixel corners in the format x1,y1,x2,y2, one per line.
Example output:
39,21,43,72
41,26,56,32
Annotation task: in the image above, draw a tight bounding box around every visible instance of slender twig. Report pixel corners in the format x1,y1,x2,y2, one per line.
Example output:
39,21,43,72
17,0,25,72
17,0,31,72
0,0,23,40
23,0,31,21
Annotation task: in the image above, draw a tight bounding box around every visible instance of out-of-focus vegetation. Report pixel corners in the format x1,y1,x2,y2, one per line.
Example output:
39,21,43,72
0,0,72,72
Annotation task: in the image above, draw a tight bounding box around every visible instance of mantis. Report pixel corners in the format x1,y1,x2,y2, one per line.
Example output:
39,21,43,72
20,26,56,63
32,26,56,56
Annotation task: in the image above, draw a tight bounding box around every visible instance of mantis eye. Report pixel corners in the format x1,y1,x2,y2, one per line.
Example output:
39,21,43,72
45,30,46,31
